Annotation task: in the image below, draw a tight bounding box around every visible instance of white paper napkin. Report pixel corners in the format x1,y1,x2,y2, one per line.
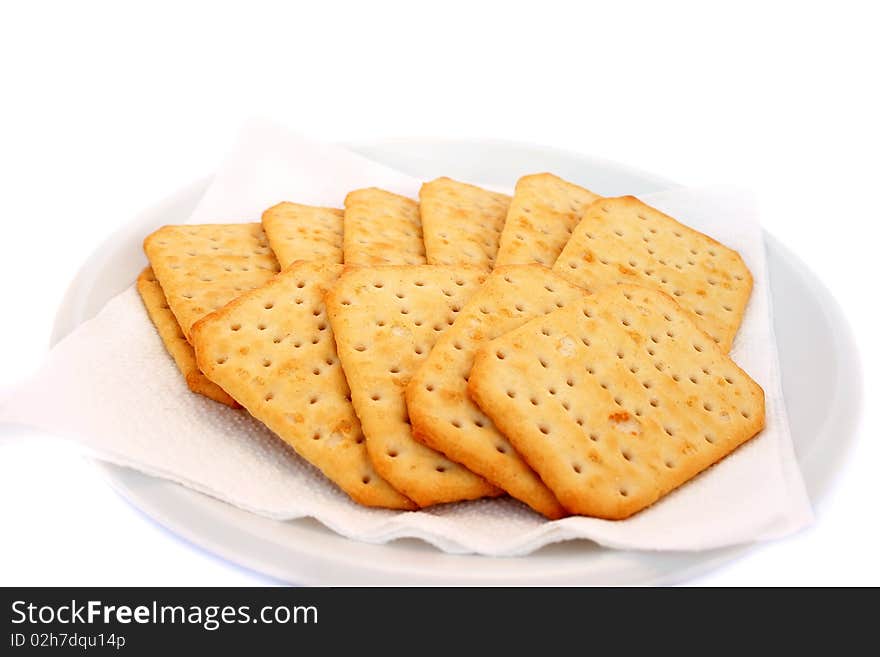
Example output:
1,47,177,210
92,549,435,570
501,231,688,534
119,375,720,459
0,120,812,555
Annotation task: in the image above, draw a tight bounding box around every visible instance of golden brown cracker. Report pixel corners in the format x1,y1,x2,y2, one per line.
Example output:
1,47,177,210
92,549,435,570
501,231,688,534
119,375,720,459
136,267,239,407
342,188,426,266
494,173,600,267
325,265,500,507
553,196,752,351
261,202,344,268
191,261,415,510
468,284,765,519
144,223,280,341
419,177,511,270
407,265,590,519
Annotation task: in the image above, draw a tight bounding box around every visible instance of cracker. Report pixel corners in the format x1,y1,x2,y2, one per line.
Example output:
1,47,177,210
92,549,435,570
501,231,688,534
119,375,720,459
144,224,280,341
136,267,239,408
261,202,344,268
553,196,753,351
191,261,415,510
468,284,765,519
326,266,500,506
418,177,511,270
494,173,600,267
406,265,590,518
343,188,426,266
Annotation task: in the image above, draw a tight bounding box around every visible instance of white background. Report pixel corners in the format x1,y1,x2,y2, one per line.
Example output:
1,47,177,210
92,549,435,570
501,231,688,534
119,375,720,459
0,1,877,585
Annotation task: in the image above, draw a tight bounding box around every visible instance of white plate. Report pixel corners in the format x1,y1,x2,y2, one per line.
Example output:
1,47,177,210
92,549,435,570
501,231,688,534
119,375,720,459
50,139,861,585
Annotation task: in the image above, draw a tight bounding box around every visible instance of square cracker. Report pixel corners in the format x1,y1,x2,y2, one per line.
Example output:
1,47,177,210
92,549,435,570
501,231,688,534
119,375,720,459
136,267,239,408
494,173,600,267
261,201,344,268
191,261,415,510
343,188,426,266
468,284,765,519
407,265,590,519
418,177,511,270
144,223,280,341
553,196,753,352
325,265,500,507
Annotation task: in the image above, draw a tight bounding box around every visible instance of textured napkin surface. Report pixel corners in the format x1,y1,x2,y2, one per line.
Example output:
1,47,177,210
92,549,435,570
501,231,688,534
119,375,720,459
0,121,812,555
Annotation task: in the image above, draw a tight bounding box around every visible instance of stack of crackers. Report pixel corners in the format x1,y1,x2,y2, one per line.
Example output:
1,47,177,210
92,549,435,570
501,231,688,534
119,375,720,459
139,174,764,520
